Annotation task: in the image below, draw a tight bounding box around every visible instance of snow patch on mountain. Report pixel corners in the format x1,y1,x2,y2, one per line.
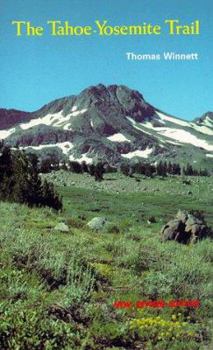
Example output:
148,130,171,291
137,128,152,136
63,123,72,131
71,105,78,112
167,140,182,146
69,153,93,164
191,123,213,136
143,122,155,130
127,115,213,151
141,120,213,151
107,133,131,143
156,111,189,127
71,108,88,117
206,153,213,158
122,147,153,159
203,117,213,128
56,142,74,154
126,117,152,135
20,108,87,130
0,128,15,140
20,111,67,130
20,142,74,155
126,117,143,131
157,128,213,151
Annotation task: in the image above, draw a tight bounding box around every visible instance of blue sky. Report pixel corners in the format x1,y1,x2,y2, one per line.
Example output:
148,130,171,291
0,0,212,120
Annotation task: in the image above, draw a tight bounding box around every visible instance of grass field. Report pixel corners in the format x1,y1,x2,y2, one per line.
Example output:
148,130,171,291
0,172,213,349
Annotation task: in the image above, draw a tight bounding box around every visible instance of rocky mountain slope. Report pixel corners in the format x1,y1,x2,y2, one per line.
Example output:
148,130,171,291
0,84,212,168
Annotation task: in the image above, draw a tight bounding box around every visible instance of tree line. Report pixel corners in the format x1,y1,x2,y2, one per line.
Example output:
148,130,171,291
120,161,209,177
39,156,209,180
1,142,208,208
40,158,109,181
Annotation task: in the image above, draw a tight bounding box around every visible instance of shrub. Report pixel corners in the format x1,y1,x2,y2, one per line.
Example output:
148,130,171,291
143,252,212,299
0,303,76,350
58,258,96,307
66,217,84,228
105,223,120,234
129,315,199,348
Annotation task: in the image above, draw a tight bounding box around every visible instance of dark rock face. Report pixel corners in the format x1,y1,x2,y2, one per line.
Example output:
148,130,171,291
76,84,155,120
0,109,30,130
7,126,74,147
161,210,212,244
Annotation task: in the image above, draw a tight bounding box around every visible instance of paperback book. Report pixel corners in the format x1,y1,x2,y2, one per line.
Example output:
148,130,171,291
0,1,212,349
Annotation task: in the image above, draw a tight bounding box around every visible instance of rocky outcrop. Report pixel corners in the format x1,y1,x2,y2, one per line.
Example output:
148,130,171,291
161,210,212,244
87,217,109,231
54,222,69,233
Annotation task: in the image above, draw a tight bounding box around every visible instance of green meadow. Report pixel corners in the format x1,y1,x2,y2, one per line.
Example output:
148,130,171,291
0,172,212,349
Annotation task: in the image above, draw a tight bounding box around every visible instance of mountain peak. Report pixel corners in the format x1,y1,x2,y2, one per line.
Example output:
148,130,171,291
195,112,213,125
80,83,144,101
0,84,212,168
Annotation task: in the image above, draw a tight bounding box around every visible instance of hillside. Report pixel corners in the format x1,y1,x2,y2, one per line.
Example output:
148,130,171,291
0,172,213,349
0,85,212,169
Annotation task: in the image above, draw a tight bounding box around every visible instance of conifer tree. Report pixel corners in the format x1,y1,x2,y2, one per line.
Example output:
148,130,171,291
0,146,14,200
94,162,105,181
0,146,63,210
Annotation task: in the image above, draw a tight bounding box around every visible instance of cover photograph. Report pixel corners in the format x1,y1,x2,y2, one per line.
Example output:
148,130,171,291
0,0,212,349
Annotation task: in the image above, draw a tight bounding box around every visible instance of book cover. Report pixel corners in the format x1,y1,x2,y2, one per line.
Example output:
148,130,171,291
0,1,212,349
